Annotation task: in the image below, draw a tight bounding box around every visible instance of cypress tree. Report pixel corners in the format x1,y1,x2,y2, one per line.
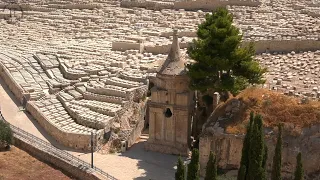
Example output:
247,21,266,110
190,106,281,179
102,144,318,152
262,144,268,169
237,111,254,180
248,114,267,180
271,124,283,180
187,148,200,180
294,152,304,180
175,157,185,180
205,151,217,180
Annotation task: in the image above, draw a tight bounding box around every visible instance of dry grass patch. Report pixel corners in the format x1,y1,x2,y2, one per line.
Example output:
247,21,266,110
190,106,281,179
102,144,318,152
215,87,320,134
0,146,72,180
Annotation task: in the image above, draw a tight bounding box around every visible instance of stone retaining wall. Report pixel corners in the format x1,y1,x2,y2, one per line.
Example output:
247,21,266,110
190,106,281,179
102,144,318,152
112,41,144,53
127,102,147,147
47,4,102,10
144,42,189,54
87,86,127,98
143,39,320,55
60,62,88,80
83,92,125,104
174,0,261,11
199,125,320,179
121,0,174,10
0,62,26,104
245,39,320,54
26,101,103,151
121,0,260,11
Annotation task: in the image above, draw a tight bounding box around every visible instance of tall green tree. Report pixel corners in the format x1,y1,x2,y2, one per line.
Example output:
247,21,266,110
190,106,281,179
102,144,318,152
176,157,185,180
247,114,267,180
205,151,217,180
0,120,13,149
262,144,268,177
238,113,268,180
271,124,283,180
237,111,254,180
294,152,304,180
187,148,200,180
187,7,266,96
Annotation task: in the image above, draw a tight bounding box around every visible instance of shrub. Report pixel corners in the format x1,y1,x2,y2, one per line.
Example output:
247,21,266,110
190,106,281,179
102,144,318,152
0,121,13,150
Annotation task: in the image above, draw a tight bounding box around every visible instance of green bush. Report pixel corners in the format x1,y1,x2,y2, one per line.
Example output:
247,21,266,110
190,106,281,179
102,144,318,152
0,121,13,149
175,157,185,180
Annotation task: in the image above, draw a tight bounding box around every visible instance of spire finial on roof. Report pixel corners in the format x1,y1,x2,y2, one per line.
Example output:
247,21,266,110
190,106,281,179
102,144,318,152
157,29,185,75
168,28,181,62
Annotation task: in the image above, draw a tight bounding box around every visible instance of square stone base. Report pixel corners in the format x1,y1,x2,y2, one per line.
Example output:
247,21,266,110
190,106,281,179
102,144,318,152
144,141,189,156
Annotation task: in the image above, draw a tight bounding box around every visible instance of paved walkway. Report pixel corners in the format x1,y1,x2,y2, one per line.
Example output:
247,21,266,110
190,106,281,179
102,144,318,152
0,77,178,180
0,78,49,141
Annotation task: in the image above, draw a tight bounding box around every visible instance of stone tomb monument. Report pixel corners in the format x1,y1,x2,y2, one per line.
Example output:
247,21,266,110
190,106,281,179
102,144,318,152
145,30,195,156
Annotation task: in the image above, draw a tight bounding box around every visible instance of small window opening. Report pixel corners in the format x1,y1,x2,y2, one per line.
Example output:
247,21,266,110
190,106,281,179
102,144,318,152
165,108,173,118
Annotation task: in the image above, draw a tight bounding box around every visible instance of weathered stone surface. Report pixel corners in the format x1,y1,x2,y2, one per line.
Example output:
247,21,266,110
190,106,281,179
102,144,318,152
199,124,320,179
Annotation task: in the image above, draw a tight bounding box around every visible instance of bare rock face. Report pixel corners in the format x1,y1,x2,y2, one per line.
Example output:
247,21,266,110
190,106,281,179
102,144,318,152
199,124,320,179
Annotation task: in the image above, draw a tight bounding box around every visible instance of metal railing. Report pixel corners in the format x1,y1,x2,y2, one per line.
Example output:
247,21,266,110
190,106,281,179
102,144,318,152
0,114,118,180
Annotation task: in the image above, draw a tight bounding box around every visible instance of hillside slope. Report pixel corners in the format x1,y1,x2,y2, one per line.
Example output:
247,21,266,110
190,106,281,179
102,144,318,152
205,87,320,135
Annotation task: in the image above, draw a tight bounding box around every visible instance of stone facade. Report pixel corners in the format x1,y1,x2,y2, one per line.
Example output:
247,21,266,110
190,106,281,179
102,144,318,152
145,30,194,156
199,123,320,179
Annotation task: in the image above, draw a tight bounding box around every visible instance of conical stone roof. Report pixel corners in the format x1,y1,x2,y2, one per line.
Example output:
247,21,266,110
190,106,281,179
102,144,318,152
157,29,186,76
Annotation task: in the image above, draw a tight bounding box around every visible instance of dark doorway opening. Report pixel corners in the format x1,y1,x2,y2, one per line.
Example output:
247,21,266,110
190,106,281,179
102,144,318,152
165,108,173,118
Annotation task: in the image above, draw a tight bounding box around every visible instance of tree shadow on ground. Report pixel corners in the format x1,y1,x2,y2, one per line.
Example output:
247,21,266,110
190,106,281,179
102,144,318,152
119,140,183,180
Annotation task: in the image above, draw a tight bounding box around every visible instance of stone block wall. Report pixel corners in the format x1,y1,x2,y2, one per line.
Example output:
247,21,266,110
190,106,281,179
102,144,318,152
121,0,260,10
26,102,104,151
132,85,148,102
144,39,320,56
87,86,127,98
112,41,144,53
83,91,125,104
60,62,88,80
244,40,320,54
119,73,147,83
120,0,174,10
199,125,320,179
48,4,102,10
144,42,189,55
0,62,26,104
126,103,146,148
145,140,189,156
64,104,110,130
161,31,196,38
174,0,261,11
